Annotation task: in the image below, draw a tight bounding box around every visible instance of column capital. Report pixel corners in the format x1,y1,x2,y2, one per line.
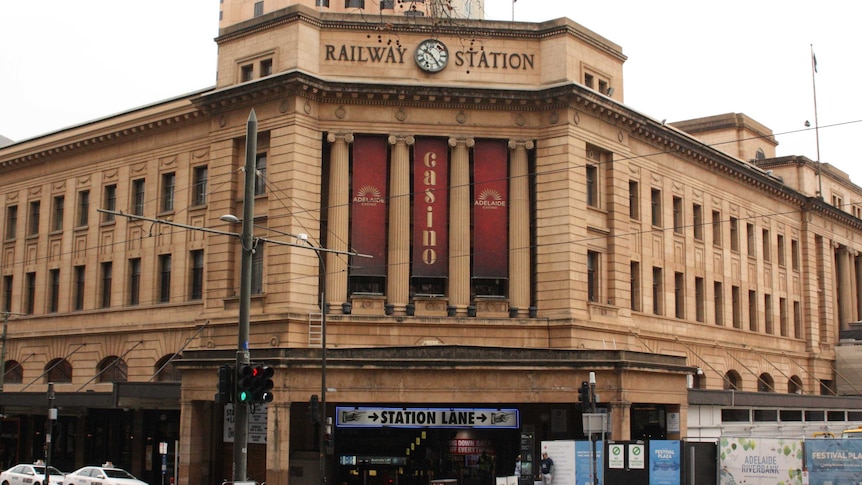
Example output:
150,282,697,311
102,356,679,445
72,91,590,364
448,137,475,148
508,139,535,150
327,132,355,144
388,134,415,146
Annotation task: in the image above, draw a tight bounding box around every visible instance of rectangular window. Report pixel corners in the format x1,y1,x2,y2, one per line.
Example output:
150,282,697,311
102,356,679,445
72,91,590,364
587,251,600,302
25,272,36,314
241,64,254,82
748,290,757,331
630,261,641,311
793,301,802,338
586,165,598,208
345,0,365,7
103,184,117,222
52,195,64,232
132,179,146,216
3,275,12,313
49,269,60,313
652,266,663,315
730,217,739,252
693,204,703,241
4,205,17,240
260,59,273,77
764,294,773,334
28,200,40,236
651,189,662,227
712,210,722,247
695,277,705,323
251,244,264,294
672,196,683,234
190,250,204,300
746,223,756,257
780,297,789,337
777,234,786,266
714,281,724,326
762,229,771,262
192,166,208,206
77,190,90,227
628,181,639,220
791,239,800,271
74,265,86,311
101,262,113,308
316,0,331,6
159,254,172,303
731,285,741,328
254,153,267,195
253,1,264,16
161,172,176,212
129,258,141,306
674,272,685,319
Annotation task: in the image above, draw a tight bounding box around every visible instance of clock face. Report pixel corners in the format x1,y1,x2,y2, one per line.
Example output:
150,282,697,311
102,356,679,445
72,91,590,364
415,39,449,73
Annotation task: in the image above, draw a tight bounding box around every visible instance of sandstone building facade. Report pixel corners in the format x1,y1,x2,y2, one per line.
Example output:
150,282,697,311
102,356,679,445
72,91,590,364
2,2,862,484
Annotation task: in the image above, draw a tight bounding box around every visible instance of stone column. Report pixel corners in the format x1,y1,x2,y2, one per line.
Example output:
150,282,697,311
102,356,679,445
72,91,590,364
326,133,353,308
837,245,854,330
508,140,534,316
387,135,415,313
608,399,632,440
265,401,292,485
448,137,475,314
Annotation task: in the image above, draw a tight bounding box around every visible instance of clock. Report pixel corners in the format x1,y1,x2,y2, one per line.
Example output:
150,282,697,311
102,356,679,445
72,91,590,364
415,39,449,73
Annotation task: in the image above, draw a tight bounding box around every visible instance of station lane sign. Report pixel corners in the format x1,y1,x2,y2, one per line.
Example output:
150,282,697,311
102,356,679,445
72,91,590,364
336,407,519,429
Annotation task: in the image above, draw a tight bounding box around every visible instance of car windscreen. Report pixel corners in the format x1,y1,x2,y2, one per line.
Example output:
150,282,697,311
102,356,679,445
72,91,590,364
104,469,136,479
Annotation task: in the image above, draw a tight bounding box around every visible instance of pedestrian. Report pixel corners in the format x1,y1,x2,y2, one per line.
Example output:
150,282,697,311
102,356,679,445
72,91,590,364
514,454,522,477
539,452,553,485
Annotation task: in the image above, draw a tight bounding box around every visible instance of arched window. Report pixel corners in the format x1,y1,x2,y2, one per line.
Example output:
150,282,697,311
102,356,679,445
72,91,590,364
724,370,742,390
788,375,804,394
97,356,128,383
154,354,181,382
45,358,72,383
758,373,775,392
4,360,22,384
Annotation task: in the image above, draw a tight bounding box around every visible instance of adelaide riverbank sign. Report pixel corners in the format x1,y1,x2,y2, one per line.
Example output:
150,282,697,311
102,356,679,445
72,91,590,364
336,407,520,429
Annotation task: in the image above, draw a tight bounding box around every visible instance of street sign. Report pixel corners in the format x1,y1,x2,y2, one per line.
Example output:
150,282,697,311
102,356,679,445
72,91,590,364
336,407,520,428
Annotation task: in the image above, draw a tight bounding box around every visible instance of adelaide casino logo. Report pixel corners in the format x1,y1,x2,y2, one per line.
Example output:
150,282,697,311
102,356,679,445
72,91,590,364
474,189,506,209
353,185,385,206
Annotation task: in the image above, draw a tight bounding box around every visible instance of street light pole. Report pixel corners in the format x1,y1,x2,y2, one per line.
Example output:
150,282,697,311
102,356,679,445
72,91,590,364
0,311,26,393
233,109,257,483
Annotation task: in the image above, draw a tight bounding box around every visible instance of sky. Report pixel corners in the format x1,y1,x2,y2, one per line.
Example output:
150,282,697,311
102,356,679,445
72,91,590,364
1,0,860,183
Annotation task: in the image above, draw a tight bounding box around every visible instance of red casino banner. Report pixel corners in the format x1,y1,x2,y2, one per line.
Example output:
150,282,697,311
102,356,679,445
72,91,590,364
473,140,508,278
412,138,449,277
350,135,388,276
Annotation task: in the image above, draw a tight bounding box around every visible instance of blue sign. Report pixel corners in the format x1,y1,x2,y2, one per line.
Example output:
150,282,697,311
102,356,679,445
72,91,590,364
575,440,603,485
805,439,862,485
650,440,680,485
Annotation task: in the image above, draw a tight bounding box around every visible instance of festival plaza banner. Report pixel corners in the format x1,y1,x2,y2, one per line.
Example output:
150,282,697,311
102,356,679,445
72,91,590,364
412,137,449,277
804,438,862,485
649,440,681,485
472,139,508,279
718,437,802,485
350,135,388,276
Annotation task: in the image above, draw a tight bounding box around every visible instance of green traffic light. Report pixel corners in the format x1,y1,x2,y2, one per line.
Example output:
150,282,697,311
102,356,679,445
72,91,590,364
239,390,252,402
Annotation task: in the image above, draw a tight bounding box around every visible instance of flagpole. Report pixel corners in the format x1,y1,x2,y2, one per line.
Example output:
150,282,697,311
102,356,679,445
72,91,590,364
811,43,823,200
511,0,515,21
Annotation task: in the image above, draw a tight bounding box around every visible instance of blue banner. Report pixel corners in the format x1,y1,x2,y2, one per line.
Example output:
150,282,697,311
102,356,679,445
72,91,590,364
805,439,862,485
575,440,603,485
650,440,681,485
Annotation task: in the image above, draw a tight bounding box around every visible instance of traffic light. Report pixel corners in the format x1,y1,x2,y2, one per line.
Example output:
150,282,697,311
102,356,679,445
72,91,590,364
237,364,256,403
310,394,320,425
237,364,275,403
215,365,234,403
578,381,590,411
253,365,275,402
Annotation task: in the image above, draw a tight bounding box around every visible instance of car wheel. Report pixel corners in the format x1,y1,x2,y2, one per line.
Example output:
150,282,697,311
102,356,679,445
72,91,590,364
2,480,9,485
